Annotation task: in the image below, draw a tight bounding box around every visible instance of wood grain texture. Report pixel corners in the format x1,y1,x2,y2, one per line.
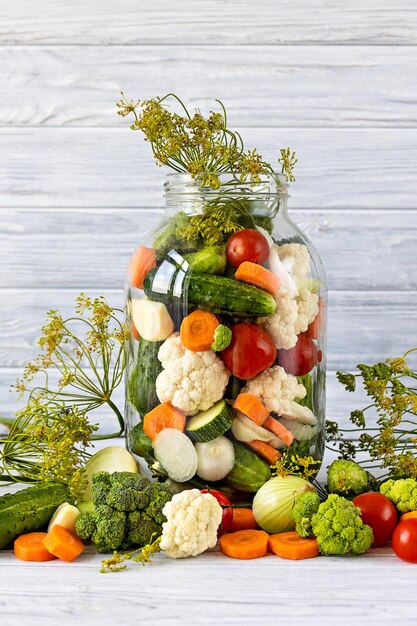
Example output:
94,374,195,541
2,45,417,127
1,0,417,45
1,127,417,209
2,208,416,290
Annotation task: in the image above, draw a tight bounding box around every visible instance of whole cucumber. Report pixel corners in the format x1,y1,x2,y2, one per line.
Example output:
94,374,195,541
0,482,69,549
127,337,163,416
184,245,226,275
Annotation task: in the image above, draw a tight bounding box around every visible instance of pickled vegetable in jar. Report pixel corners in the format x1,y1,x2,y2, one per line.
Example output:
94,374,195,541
125,173,327,497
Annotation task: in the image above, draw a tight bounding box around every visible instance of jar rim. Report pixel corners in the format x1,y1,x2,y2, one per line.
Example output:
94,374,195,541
164,172,289,197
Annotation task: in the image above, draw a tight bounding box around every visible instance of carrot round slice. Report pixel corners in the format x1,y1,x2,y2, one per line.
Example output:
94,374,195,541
143,402,186,441
233,393,269,426
230,508,258,532
128,246,157,290
180,310,219,352
269,531,319,560
43,525,85,562
235,262,280,295
14,532,56,562
220,529,269,560
247,439,282,465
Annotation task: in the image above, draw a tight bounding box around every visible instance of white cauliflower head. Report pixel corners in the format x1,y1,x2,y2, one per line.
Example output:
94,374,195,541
278,243,311,279
160,489,222,559
244,365,306,415
294,289,319,335
156,333,230,415
260,292,299,350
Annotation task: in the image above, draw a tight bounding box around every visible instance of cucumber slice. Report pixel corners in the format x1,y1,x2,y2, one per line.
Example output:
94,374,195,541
195,437,235,482
153,428,198,482
186,400,233,442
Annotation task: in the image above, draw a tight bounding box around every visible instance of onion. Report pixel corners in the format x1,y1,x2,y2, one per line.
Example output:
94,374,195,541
231,413,285,449
252,475,316,533
195,436,235,481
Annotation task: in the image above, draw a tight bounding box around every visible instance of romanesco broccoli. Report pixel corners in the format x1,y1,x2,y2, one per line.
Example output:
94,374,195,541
380,478,417,513
292,489,320,538
211,325,232,351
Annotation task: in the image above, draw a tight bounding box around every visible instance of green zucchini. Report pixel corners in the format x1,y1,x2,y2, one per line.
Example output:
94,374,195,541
129,422,155,464
144,267,276,317
186,400,233,442
224,442,271,492
0,483,69,549
184,245,226,275
127,338,163,416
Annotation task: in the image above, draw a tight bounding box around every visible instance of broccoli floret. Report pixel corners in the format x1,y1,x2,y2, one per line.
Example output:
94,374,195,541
127,511,161,546
91,472,112,506
106,484,145,512
292,490,321,538
211,325,232,351
380,478,417,513
94,506,126,552
153,211,197,257
146,490,172,524
311,494,373,555
327,460,368,498
110,472,150,491
75,512,97,541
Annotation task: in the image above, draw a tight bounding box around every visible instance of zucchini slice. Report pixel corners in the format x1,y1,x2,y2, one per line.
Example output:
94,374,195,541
186,400,233,442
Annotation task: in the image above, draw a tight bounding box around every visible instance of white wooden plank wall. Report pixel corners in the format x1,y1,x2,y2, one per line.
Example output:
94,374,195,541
1,0,416,436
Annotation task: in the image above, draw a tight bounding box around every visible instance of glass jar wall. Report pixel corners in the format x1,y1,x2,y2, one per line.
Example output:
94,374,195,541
125,173,327,495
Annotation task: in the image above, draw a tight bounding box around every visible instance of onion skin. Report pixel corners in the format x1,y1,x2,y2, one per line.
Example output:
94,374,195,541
252,475,315,534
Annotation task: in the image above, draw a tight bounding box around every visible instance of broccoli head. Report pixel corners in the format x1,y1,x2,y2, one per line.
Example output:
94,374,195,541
91,471,112,506
292,489,321,538
311,494,373,555
127,511,161,546
380,478,417,513
327,460,368,498
75,512,97,541
94,506,126,552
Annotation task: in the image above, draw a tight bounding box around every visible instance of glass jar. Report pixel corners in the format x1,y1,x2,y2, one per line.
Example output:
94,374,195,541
125,173,327,493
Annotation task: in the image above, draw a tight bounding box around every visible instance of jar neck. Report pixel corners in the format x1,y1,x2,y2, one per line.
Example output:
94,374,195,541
163,173,289,217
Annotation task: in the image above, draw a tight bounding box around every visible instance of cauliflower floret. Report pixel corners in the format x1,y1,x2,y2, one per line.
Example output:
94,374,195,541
260,292,299,350
156,333,230,415
244,365,317,425
294,289,319,335
160,489,222,558
278,243,311,279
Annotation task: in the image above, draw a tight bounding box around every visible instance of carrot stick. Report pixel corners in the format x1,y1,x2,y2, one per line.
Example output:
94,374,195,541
14,533,56,562
219,529,269,560
235,262,280,295
269,531,319,560
180,310,219,351
143,402,186,441
230,508,258,532
263,416,294,447
401,511,417,522
128,246,157,290
233,393,269,426
247,440,282,465
43,525,85,562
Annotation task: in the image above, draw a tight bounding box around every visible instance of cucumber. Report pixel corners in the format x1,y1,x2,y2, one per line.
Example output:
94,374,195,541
129,421,155,464
184,245,226,275
297,374,313,411
186,400,233,442
0,483,69,549
127,337,163,416
144,267,276,317
224,442,271,492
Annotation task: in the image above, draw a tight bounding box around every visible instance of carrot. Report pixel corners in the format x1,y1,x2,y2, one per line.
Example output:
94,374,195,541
233,393,269,426
14,532,56,562
143,402,186,441
248,439,282,465
401,511,417,522
230,508,258,532
180,310,219,351
131,320,140,341
219,529,269,560
43,525,85,562
269,531,319,560
235,262,280,295
263,416,294,447
128,246,157,290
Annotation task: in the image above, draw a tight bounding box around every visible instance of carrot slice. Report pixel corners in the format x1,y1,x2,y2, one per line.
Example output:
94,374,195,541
180,310,219,352
128,246,157,290
401,511,417,522
233,393,269,426
269,531,319,560
248,439,282,465
43,525,85,562
230,508,258,532
14,532,56,562
143,402,186,441
219,529,269,560
131,320,140,341
235,262,280,295
263,416,294,447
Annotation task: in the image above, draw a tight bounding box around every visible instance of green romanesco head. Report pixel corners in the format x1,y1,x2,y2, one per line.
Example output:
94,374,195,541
311,494,373,556
211,324,232,351
327,460,368,498
292,489,321,538
75,512,97,541
380,478,417,513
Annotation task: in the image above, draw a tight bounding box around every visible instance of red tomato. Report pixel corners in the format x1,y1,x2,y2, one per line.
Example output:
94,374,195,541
392,519,417,563
200,489,233,535
306,315,319,340
353,492,398,547
226,229,270,268
222,323,276,379
277,333,318,376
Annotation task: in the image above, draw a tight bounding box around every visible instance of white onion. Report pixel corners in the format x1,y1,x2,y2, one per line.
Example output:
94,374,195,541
195,436,235,482
153,428,198,482
253,475,315,533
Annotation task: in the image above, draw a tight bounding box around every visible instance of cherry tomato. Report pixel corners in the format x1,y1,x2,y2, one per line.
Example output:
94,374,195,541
200,489,233,535
353,492,398,547
277,332,318,376
392,519,417,563
222,323,276,379
226,229,270,268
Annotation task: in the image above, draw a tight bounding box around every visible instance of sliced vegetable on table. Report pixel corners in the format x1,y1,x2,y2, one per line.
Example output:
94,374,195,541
269,531,319,560
219,529,269,560
14,533,56,563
